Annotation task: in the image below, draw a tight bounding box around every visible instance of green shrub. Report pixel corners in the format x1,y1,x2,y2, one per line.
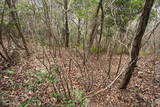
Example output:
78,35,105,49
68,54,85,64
71,89,87,107
70,43,84,49
2,70,16,75
51,89,87,107
140,51,151,56
21,97,41,107
90,47,106,54
114,49,130,55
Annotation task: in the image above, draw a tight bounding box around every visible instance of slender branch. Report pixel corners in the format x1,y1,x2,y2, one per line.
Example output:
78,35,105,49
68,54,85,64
142,21,160,47
86,58,140,98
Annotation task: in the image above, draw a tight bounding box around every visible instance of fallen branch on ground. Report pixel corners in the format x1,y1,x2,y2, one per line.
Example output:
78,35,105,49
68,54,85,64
86,58,140,98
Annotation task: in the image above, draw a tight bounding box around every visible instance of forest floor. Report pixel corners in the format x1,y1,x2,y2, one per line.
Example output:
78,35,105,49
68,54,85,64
0,48,160,107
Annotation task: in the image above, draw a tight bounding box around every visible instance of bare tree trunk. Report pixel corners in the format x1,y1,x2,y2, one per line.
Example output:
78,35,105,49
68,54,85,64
6,0,29,56
0,1,11,61
120,0,155,89
97,1,104,59
77,18,81,45
64,0,70,47
88,0,102,50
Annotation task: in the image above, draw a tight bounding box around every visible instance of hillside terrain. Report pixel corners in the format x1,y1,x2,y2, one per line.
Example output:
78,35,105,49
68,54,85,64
0,49,160,107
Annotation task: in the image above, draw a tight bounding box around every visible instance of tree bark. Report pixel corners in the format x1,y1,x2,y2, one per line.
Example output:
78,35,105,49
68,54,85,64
77,18,81,45
0,1,11,61
97,1,104,59
64,0,70,47
119,0,155,89
6,0,30,56
88,0,102,50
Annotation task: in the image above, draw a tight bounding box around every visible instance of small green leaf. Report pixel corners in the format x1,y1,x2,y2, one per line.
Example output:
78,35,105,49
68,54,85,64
22,103,30,107
47,75,58,84
28,86,36,92
36,78,45,84
52,93,63,99
3,70,16,75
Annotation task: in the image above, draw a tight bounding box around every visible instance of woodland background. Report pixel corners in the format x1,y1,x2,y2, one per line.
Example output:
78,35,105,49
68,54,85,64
0,0,160,106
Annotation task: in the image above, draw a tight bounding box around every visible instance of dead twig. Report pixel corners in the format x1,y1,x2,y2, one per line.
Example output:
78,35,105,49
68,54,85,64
86,58,140,98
